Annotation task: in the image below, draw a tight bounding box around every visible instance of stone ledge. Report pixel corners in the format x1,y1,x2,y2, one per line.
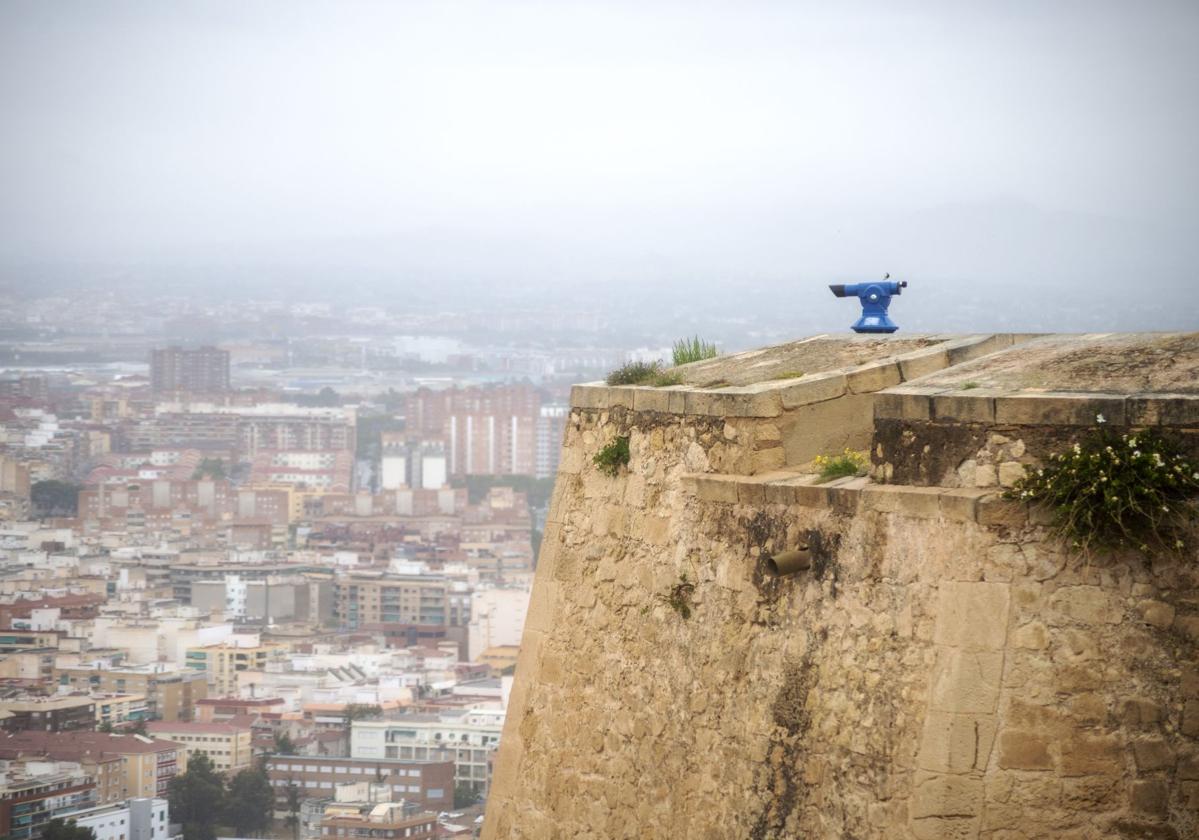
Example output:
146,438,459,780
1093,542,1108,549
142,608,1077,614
681,470,1024,525
875,389,1199,428
569,334,1026,419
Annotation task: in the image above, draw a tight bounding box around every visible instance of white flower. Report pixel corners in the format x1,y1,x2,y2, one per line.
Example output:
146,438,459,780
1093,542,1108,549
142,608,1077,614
1193,472,1199,481
1177,540,1186,550
1128,437,1138,447
1162,505,1169,512
1096,413,1106,424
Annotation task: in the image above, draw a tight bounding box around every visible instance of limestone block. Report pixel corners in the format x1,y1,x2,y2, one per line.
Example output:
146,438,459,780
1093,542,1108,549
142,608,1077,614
911,771,983,818
749,447,785,474
873,391,932,421
1184,667,1199,697
778,372,847,408
899,347,951,382
998,730,1053,770
1129,779,1169,818
1174,615,1199,642
1182,781,1199,811
632,387,673,414
993,393,1127,426
1184,700,1199,737
976,495,1027,528
1179,750,1199,780
1010,621,1049,650
916,711,996,774
939,489,982,522
847,362,902,394
1058,734,1121,777
1132,739,1174,771
931,393,997,424
1049,586,1123,625
859,484,945,518
606,386,636,409
1138,600,1176,629
693,475,739,503
910,816,979,840
933,581,1011,650
570,384,610,410
997,462,1026,488
974,464,998,487
1126,394,1199,426
929,649,1004,714
1067,693,1107,724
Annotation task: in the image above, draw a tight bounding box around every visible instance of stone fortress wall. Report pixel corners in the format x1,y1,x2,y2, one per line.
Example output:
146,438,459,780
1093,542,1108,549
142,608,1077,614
484,333,1199,840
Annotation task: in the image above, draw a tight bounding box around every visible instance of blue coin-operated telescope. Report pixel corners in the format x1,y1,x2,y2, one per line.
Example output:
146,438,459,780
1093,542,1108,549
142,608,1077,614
829,277,908,333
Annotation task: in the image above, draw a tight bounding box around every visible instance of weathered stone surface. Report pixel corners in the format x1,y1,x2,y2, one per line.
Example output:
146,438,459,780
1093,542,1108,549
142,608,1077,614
930,649,1004,714
998,730,1053,770
911,772,983,818
917,711,996,774
933,581,1010,650
1059,735,1122,777
487,349,1199,840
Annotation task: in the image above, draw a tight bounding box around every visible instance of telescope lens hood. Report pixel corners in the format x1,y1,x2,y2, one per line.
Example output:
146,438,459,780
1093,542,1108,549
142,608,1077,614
828,284,847,297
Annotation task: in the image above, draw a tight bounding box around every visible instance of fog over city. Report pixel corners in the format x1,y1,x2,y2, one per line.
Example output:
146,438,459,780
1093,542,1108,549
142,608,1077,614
2,0,1198,337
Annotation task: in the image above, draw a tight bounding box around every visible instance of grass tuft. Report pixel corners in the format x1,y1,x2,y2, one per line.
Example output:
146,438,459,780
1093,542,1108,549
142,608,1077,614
672,336,719,366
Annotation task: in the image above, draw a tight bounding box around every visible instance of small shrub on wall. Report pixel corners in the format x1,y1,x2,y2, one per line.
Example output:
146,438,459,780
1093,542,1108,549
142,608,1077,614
1006,417,1199,554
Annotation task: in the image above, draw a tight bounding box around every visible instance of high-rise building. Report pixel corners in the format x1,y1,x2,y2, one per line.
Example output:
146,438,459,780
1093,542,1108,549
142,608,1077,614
403,385,540,477
535,403,568,479
150,346,230,394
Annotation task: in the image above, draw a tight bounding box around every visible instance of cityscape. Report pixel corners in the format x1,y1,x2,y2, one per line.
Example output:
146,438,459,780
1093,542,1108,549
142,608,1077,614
2,1,1197,839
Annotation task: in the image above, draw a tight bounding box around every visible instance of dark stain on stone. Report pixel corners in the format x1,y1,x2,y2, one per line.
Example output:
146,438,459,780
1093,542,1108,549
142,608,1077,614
749,652,819,840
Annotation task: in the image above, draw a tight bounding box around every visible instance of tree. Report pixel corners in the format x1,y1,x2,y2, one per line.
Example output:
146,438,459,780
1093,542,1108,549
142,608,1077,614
191,458,226,480
453,782,479,809
30,480,80,517
342,703,382,745
283,780,301,840
42,820,95,840
97,720,114,734
168,753,225,840
273,731,297,756
223,766,274,838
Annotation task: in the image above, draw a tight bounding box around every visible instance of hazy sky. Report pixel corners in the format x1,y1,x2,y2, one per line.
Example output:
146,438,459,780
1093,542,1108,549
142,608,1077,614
1,0,1197,315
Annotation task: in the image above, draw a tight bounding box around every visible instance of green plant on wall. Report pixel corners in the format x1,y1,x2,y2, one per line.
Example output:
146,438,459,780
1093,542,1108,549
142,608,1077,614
660,572,696,619
672,336,718,366
594,436,630,476
1005,416,1199,554
605,361,684,387
812,448,868,483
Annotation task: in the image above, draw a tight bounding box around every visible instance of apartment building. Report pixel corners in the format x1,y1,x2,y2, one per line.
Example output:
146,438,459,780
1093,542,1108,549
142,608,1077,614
263,756,453,814
0,759,97,840
145,722,252,775
68,797,169,840
333,571,469,630
54,666,208,722
319,801,438,840
150,347,230,394
404,385,541,477
350,708,504,794
0,695,96,733
0,732,184,799
184,639,288,696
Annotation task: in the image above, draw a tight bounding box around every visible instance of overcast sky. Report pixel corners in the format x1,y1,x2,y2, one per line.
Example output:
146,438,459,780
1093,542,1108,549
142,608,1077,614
1,0,1197,319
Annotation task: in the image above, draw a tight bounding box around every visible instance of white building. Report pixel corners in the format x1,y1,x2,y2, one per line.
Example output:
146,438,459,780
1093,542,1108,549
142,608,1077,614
467,588,531,661
350,708,505,793
67,798,169,840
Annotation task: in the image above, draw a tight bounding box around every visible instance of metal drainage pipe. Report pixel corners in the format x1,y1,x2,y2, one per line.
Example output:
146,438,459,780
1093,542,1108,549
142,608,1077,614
767,547,811,577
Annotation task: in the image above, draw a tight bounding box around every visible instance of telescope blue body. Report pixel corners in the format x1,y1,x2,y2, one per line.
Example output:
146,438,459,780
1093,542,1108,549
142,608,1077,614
828,280,908,333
